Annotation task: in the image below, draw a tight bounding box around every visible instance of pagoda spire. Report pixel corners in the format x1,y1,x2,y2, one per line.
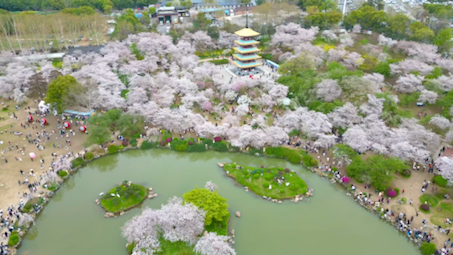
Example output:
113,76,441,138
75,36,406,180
245,5,249,28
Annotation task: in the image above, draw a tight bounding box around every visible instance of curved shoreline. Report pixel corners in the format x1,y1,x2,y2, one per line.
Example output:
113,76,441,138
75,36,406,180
10,145,421,255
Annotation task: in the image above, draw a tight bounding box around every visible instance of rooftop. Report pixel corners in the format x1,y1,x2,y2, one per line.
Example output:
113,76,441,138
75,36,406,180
235,28,260,37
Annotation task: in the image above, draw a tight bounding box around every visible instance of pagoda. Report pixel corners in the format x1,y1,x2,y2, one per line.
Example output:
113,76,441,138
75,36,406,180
232,14,261,74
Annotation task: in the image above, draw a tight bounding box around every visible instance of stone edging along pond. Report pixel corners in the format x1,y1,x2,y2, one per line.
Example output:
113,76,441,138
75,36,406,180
8,144,421,255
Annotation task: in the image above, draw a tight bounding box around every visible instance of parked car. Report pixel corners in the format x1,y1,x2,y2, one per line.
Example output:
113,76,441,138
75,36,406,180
416,102,425,106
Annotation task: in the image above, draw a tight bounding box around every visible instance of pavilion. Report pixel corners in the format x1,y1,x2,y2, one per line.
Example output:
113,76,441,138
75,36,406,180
232,16,261,75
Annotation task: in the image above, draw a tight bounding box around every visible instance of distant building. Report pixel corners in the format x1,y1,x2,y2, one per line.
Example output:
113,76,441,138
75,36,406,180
155,6,189,24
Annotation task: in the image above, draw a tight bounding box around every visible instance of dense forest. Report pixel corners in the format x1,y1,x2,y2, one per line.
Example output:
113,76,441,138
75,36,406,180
0,0,157,12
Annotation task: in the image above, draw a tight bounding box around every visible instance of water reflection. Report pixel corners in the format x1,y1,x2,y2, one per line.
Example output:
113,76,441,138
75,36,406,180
90,155,119,172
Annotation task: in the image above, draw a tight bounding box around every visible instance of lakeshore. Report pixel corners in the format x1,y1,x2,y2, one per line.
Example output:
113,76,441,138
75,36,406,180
0,99,450,255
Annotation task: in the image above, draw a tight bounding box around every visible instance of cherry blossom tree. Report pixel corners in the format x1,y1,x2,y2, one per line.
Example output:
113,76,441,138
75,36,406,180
378,34,397,48
352,24,362,33
342,52,364,68
362,73,385,92
343,125,370,153
328,102,362,128
194,232,236,255
18,213,34,227
314,134,337,148
429,115,451,129
436,157,453,181
315,79,342,102
205,181,218,192
218,31,239,49
327,48,348,62
434,75,453,92
339,33,354,47
394,74,424,93
390,59,433,75
359,94,385,116
321,30,338,41
271,23,318,49
418,90,438,104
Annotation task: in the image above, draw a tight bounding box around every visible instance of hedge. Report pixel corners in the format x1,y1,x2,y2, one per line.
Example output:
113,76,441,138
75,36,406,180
130,138,137,147
186,143,206,152
433,175,447,188
85,152,94,160
211,141,228,152
141,141,157,150
108,145,120,154
209,59,229,65
420,242,436,255
265,147,301,164
71,157,85,168
170,139,188,151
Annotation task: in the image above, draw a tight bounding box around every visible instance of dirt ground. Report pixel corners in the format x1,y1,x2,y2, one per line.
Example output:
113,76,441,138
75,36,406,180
0,99,89,243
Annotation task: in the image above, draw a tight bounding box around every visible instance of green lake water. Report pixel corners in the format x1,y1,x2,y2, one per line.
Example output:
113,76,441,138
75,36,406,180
18,149,420,255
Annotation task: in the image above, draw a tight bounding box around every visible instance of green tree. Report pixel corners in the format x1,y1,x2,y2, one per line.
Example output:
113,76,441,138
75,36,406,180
298,0,337,11
148,7,156,14
86,125,111,145
44,75,81,114
183,188,229,226
343,6,387,31
408,21,434,42
419,242,436,255
347,155,407,191
207,26,219,39
304,9,342,30
386,14,410,40
434,28,453,53
278,54,316,75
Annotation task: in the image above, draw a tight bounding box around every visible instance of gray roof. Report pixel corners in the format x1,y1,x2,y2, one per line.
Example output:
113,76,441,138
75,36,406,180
66,45,105,56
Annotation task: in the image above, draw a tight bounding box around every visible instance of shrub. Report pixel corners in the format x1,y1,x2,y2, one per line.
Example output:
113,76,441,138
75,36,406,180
108,145,120,154
165,137,172,143
119,145,124,150
71,157,85,168
251,169,264,175
386,188,397,197
188,141,194,146
342,176,351,183
159,140,167,146
211,141,228,152
214,136,221,142
433,175,448,188
8,231,19,246
286,153,301,164
263,183,269,188
126,242,135,255
85,152,94,160
122,139,129,146
129,138,137,147
280,189,285,194
401,197,407,204
394,188,400,197
186,143,206,152
203,138,213,146
302,154,317,167
22,203,33,213
400,169,411,177
263,173,274,181
141,140,156,150
420,204,430,212
419,242,436,255
170,139,188,151
58,171,68,178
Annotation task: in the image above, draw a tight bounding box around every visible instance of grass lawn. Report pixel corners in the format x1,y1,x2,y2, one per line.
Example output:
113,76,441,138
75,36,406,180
158,238,197,255
223,163,308,199
419,194,442,207
101,183,147,213
433,175,448,188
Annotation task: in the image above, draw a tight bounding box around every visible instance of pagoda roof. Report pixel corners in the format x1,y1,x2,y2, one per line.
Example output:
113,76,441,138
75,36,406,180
234,28,260,37
233,60,261,69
